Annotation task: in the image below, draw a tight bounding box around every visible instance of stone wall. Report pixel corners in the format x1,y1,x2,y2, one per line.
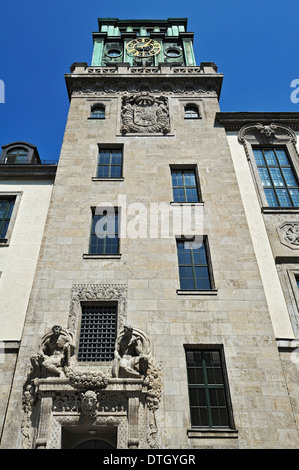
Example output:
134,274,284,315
1,75,299,448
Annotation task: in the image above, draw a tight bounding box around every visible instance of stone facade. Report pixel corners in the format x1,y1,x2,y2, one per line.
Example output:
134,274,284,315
1,19,299,449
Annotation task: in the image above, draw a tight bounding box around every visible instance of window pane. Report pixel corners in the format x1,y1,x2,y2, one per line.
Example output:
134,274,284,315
183,171,196,186
290,189,299,206
253,149,265,165
173,188,185,202
264,189,278,207
275,149,289,166
269,168,284,187
258,168,272,187
282,168,297,187
186,188,199,202
276,188,292,207
263,149,277,165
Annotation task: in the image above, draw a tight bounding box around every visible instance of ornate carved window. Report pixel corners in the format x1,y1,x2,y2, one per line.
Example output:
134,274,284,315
238,123,299,212
252,147,299,208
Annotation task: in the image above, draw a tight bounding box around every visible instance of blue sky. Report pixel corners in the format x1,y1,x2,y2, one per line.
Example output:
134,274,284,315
0,0,299,162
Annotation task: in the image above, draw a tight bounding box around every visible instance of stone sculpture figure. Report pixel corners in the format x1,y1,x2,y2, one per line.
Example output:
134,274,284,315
30,325,75,378
112,324,151,378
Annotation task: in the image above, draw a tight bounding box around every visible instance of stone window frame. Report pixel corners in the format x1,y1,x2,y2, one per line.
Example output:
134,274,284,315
238,122,299,214
0,192,22,246
68,283,127,366
276,263,299,337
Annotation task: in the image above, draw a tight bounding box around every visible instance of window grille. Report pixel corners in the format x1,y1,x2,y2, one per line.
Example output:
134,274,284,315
78,303,117,362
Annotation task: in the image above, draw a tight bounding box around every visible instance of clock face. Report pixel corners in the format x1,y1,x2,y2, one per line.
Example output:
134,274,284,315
126,38,161,58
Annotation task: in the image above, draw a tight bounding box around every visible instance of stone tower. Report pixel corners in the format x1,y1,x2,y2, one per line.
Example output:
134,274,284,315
1,18,299,449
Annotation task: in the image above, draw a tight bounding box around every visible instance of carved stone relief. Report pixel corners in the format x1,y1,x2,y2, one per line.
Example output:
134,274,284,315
120,92,170,135
71,78,218,97
278,222,299,249
68,283,127,333
238,122,298,148
22,321,162,450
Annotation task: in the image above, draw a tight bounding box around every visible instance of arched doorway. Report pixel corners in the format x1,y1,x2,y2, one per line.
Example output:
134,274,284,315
74,439,115,449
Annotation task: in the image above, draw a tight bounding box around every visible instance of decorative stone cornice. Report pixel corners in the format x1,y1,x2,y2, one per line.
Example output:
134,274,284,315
215,112,299,131
65,63,223,100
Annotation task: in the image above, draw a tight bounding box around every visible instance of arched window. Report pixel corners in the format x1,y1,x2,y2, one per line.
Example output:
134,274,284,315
184,104,200,119
90,105,105,119
5,147,28,163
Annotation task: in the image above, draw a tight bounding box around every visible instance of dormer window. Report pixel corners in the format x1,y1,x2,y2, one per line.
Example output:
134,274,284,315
184,104,200,119
90,105,105,119
5,147,28,164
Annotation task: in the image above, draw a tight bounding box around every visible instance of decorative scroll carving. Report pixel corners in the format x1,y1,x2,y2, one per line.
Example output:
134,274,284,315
238,122,297,146
278,222,299,249
120,92,170,135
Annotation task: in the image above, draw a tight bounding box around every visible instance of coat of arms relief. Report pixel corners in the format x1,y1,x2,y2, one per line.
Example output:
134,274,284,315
120,92,170,135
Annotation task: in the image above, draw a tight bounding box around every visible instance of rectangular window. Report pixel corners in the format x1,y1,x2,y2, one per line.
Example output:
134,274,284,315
177,238,213,290
97,148,123,178
253,147,299,207
0,198,15,240
78,303,117,362
185,348,232,428
89,209,119,255
171,169,200,202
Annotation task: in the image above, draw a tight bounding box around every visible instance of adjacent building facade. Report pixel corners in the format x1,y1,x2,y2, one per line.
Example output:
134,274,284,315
0,142,56,439
1,18,299,449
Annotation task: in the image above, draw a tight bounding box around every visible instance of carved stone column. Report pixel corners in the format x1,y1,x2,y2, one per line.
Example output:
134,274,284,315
128,395,140,449
35,394,52,449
